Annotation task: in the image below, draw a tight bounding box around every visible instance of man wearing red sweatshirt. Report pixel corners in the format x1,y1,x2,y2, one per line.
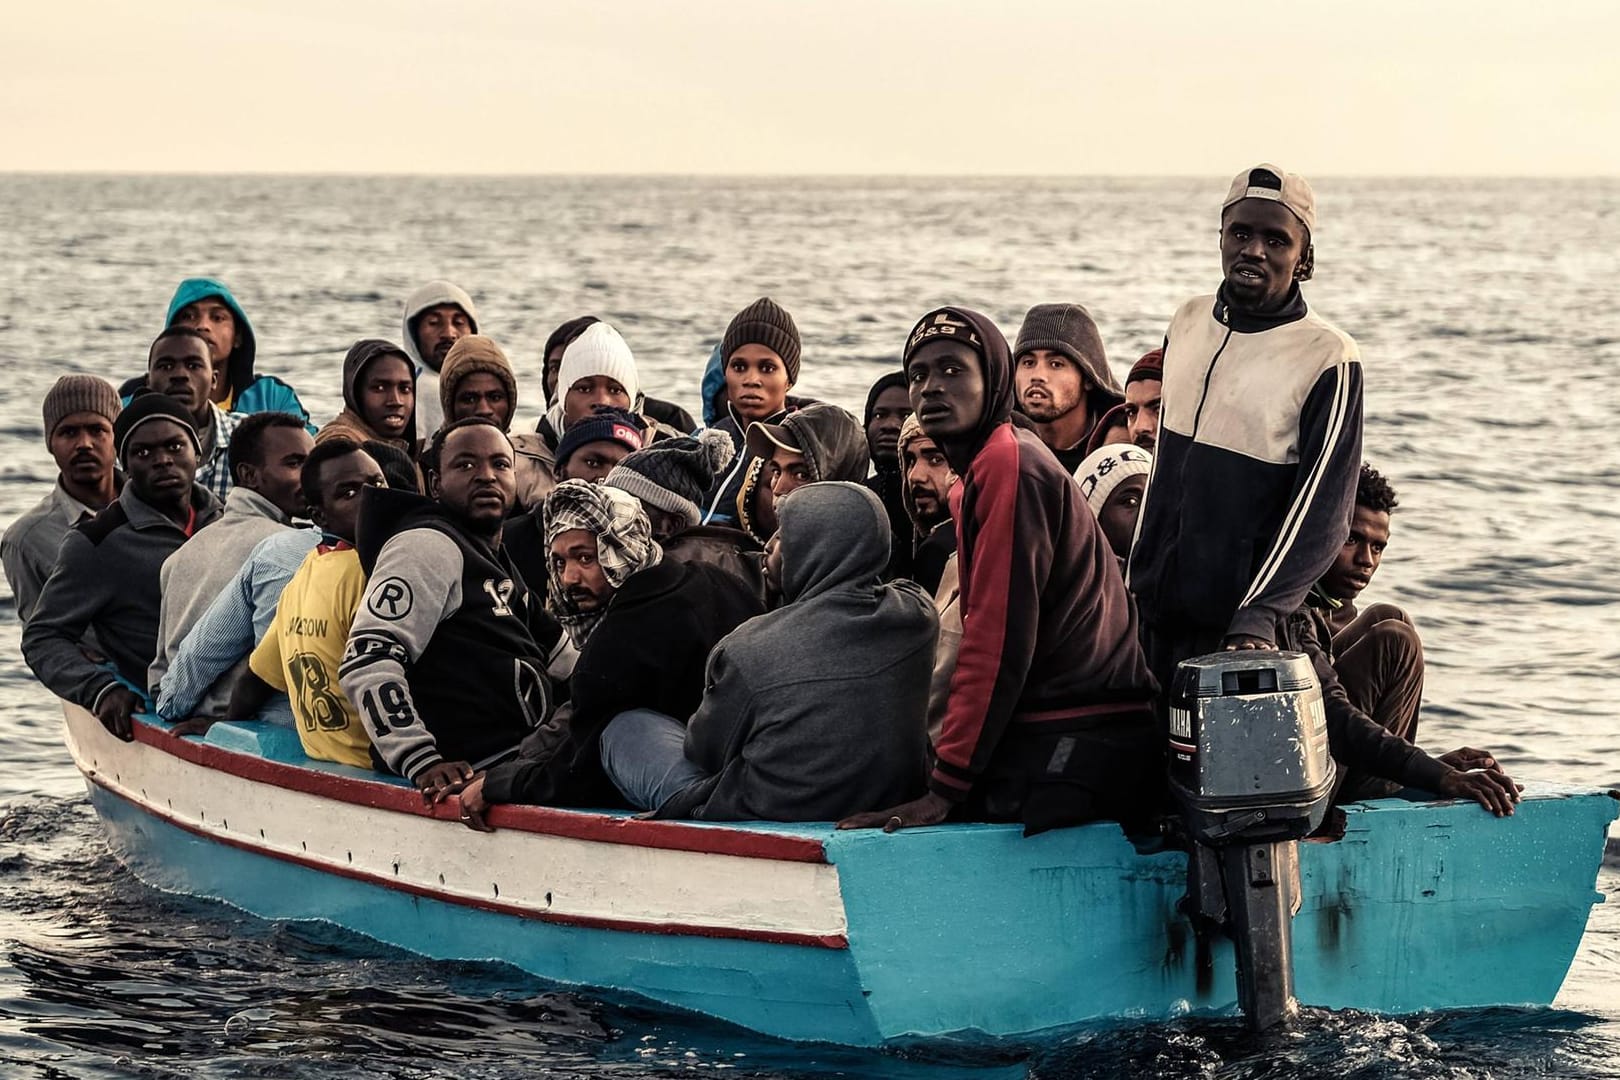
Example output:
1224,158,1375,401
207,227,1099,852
840,307,1159,834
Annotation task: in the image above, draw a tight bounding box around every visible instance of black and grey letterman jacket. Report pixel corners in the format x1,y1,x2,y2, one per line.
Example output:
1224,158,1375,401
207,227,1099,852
339,488,551,781
1128,286,1363,641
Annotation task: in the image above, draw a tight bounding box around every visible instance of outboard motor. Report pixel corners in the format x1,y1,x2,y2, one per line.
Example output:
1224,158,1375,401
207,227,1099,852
1168,651,1335,1030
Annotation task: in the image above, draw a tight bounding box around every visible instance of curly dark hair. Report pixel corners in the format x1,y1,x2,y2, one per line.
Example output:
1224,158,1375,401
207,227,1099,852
1356,463,1399,514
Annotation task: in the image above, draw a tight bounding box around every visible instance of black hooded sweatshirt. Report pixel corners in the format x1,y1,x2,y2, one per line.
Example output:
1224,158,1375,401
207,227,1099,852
912,307,1159,831
863,371,916,579
316,339,420,458
735,403,871,542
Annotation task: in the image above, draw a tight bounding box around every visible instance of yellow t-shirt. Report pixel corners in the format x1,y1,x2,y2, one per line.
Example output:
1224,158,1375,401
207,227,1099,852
250,542,372,768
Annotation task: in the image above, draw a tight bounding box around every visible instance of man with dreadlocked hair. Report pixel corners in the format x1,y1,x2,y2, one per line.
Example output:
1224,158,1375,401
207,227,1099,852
451,479,763,822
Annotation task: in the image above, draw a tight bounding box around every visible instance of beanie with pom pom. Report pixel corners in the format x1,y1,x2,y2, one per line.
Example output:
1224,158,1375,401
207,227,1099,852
604,428,736,528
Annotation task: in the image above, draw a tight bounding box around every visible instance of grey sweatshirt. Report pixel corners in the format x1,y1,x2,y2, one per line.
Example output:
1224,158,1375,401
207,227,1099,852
2,480,98,625
147,485,295,711
22,483,223,709
659,482,935,822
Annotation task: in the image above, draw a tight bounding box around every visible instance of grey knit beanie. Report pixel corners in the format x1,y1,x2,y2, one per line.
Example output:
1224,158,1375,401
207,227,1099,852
1014,303,1108,370
720,297,801,385
605,429,735,528
42,375,121,449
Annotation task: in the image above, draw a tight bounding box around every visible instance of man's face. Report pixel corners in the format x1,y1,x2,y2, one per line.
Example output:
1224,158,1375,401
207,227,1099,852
907,340,984,441
1097,475,1148,560
1321,504,1392,602
549,527,614,613
312,450,386,543
173,298,238,371
866,386,912,467
414,304,472,369
451,372,512,428
239,425,314,519
430,424,516,536
359,354,415,439
1015,349,1086,423
766,447,812,500
49,411,116,492
543,346,566,405
562,376,632,429
124,419,197,506
1220,200,1310,312
762,533,784,602
149,336,215,423
1125,378,1162,452
556,440,631,484
902,436,955,531
725,345,791,423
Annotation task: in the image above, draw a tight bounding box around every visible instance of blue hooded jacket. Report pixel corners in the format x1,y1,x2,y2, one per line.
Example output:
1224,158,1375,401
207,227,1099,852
121,278,313,432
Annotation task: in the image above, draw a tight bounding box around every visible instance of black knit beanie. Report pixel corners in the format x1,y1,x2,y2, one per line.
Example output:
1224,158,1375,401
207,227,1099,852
114,389,200,466
605,429,736,528
720,298,801,385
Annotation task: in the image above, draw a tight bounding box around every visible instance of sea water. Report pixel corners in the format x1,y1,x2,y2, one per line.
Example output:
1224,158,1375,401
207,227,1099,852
0,174,1616,1078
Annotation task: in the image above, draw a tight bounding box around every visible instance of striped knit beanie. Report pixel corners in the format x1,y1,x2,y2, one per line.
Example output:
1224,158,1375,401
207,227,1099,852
42,375,121,450
721,298,801,385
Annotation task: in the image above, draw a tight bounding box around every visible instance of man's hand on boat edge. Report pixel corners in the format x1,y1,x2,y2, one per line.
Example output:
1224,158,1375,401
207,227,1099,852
837,791,951,832
94,687,141,742
1436,747,1522,817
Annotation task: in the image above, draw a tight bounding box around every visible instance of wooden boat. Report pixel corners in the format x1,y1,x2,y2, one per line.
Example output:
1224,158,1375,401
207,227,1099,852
61,701,1618,1048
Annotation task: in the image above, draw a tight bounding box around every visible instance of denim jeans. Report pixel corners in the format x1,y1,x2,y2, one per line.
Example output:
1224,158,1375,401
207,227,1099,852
598,709,709,812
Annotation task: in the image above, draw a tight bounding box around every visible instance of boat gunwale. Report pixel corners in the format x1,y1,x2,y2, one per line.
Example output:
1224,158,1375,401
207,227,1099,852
116,712,832,865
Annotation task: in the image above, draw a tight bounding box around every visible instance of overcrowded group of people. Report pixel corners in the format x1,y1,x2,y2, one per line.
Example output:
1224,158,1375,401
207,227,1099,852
5,163,1523,836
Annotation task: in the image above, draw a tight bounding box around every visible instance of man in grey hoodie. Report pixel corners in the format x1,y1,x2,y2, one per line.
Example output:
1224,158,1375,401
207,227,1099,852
599,481,935,822
401,280,479,441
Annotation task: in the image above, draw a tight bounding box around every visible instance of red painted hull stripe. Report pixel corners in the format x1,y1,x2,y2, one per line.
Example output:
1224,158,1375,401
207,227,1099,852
129,722,829,865
86,771,848,951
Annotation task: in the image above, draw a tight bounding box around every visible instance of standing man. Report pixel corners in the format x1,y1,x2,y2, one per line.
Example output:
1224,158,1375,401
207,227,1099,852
842,308,1159,834
339,419,550,796
1128,164,1363,690
148,413,313,715
3,376,123,624
147,326,245,501
1013,303,1125,471
23,394,223,739
401,280,480,441
1123,348,1162,452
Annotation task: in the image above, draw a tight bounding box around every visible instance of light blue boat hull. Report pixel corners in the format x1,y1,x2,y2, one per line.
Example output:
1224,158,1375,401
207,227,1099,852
66,706,1618,1047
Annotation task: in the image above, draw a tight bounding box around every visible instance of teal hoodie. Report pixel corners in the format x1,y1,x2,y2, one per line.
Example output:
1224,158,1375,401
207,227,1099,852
122,278,313,431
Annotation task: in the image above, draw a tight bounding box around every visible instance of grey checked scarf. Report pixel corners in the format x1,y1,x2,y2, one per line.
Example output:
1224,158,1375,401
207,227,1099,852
542,480,663,648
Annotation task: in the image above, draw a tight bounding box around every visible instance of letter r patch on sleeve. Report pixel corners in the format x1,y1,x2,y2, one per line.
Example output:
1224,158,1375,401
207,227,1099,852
367,577,415,620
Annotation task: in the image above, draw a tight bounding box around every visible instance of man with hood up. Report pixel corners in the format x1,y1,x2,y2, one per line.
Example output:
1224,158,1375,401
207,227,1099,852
401,280,479,442
316,340,418,457
840,307,1159,836
1012,303,1125,472
120,279,312,430
736,402,870,544
599,481,934,822
863,371,915,579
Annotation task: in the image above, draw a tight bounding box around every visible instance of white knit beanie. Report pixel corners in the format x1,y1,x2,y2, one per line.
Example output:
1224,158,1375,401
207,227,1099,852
554,323,641,426
1073,445,1153,518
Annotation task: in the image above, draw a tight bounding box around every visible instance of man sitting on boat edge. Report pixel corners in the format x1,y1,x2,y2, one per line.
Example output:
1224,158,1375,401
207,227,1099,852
22,393,223,740
451,478,764,823
338,419,552,797
841,307,1160,835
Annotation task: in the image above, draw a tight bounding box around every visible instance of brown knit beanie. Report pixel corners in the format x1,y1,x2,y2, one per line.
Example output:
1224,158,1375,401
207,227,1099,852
439,335,518,428
720,298,801,385
42,375,121,449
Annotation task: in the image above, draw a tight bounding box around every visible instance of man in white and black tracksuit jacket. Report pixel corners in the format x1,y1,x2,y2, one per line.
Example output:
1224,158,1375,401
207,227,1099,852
340,419,551,797
1129,164,1363,697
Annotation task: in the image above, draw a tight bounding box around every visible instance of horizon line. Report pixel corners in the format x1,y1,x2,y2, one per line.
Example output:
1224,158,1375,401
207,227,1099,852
4,169,1618,182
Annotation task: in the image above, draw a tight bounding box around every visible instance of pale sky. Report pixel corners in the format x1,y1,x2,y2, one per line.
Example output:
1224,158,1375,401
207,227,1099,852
6,0,1616,175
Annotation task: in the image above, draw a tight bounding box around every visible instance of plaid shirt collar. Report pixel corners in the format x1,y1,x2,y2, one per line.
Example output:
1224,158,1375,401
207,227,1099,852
195,404,245,502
